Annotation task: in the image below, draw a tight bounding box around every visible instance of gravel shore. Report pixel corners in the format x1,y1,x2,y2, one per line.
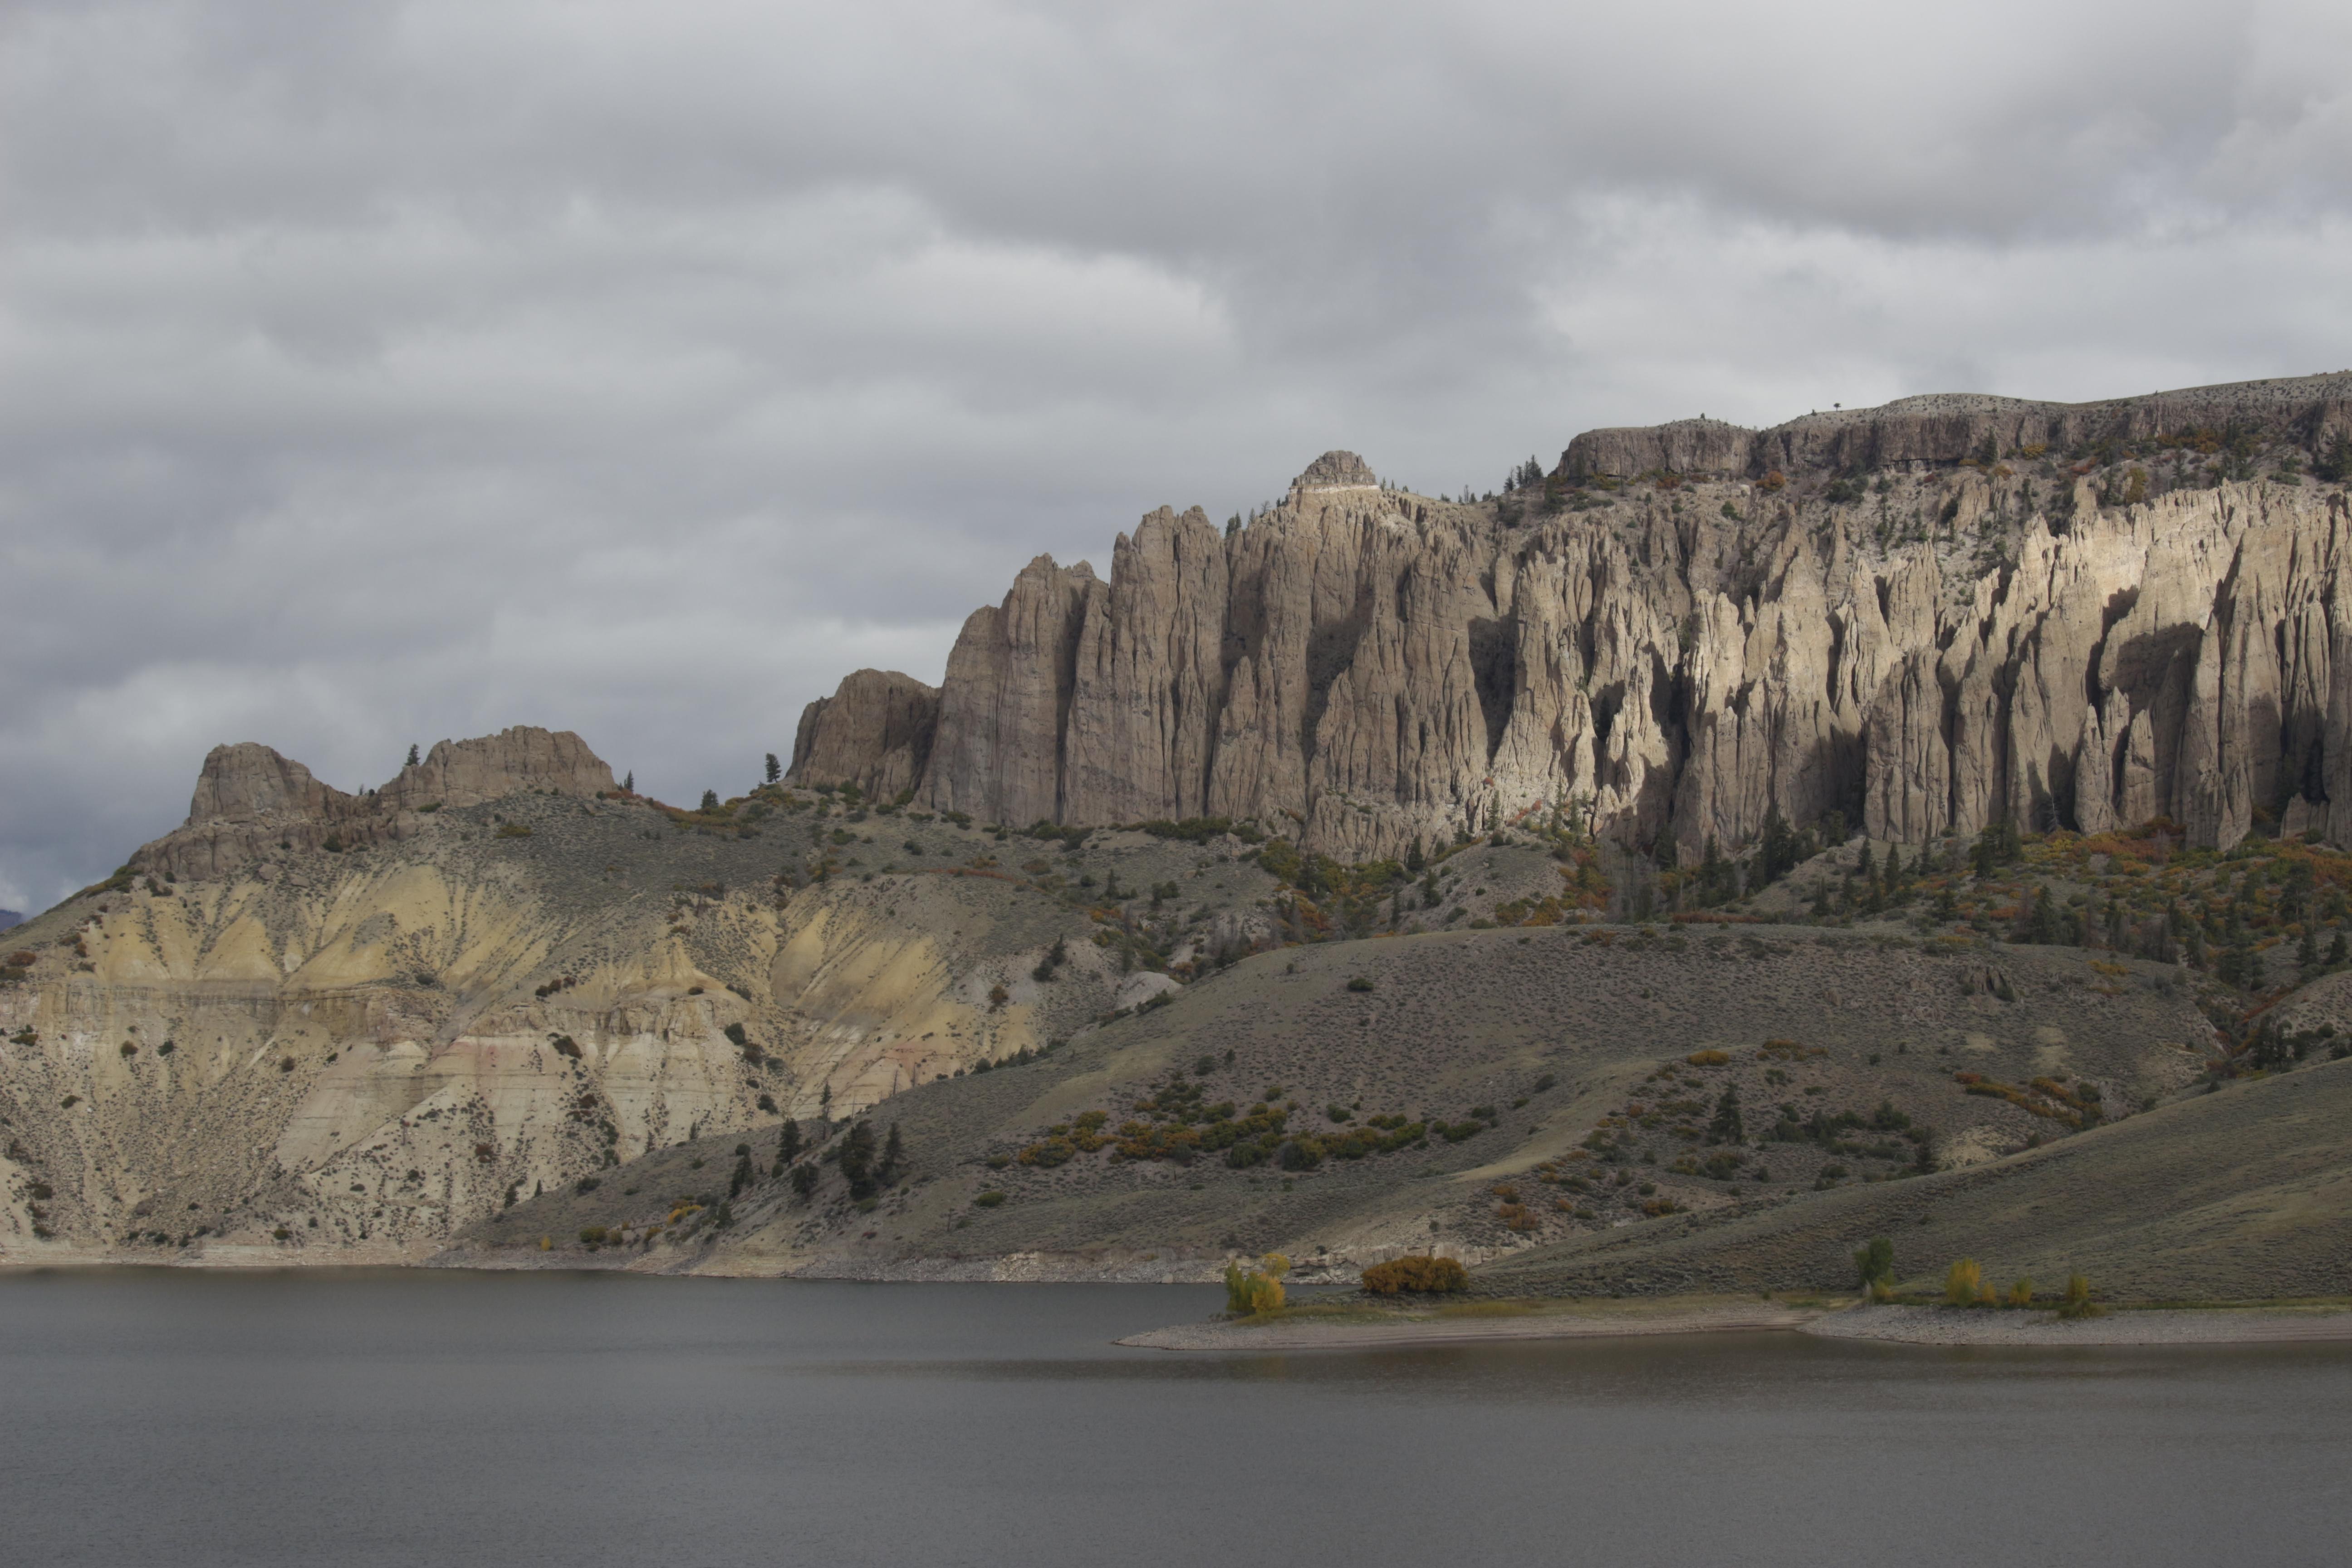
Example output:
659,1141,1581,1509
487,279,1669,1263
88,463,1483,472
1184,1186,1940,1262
1117,1300,1823,1350
1119,1298,2352,1352
1803,1303,2352,1346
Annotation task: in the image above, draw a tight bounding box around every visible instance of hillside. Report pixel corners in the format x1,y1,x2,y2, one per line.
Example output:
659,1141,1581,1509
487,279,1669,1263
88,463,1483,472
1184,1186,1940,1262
463,906,2223,1285
8,370,2352,1289
1472,1055,2352,1303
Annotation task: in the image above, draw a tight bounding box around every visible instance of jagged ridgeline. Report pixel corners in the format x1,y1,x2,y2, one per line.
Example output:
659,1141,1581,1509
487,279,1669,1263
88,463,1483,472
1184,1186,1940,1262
9,370,2352,1278
791,373,2352,861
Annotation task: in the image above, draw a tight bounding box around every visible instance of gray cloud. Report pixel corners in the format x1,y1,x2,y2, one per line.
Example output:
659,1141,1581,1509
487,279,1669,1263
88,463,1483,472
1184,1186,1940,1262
4,0,2350,909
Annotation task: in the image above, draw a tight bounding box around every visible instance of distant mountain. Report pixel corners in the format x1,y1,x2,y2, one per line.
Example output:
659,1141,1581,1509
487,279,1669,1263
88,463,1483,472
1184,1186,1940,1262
0,910,21,931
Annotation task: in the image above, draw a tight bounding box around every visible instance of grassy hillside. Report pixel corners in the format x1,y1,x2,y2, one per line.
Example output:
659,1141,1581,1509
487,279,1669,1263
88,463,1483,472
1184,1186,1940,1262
1474,1054,2352,1303
466,916,2223,1284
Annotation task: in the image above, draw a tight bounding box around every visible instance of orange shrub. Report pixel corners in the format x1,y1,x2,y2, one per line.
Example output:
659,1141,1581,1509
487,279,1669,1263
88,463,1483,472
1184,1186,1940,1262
1361,1255,1469,1295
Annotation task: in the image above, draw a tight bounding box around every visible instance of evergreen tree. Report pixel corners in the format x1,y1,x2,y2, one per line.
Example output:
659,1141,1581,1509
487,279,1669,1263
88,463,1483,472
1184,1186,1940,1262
878,1122,904,1186
1758,807,1797,884
700,789,720,812
790,1163,818,1200
1702,836,1739,904
406,744,421,768
728,1148,753,1199
2330,930,2349,967
2027,886,2059,944
622,771,633,793
774,1118,801,1176
2300,925,2321,972
764,753,782,784
838,1121,877,1196
1707,1085,1744,1145
1406,836,1426,874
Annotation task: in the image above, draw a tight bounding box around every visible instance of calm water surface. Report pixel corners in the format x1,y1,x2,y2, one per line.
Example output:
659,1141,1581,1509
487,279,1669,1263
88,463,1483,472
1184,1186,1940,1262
1,1269,2346,1566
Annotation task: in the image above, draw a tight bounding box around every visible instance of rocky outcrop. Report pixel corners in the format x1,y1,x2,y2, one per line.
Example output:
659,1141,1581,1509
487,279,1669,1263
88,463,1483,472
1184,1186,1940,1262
786,670,939,799
379,727,613,811
788,377,2352,859
132,726,613,880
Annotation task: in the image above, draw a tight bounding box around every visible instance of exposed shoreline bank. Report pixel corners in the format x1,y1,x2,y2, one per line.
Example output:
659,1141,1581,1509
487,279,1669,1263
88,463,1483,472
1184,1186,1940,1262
1117,1299,2352,1352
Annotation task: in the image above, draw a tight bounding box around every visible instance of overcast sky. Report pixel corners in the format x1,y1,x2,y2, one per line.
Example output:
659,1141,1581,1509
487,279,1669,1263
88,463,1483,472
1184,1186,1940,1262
4,0,2350,911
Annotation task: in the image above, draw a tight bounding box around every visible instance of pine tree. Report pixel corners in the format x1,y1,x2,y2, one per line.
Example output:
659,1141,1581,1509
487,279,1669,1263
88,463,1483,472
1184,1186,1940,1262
878,1122,904,1186
1758,808,1796,883
405,744,420,768
764,753,782,784
774,1117,801,1176
622,771,634,793
1406,836,1426,874
2300,925,2321,971
838,1121,877,1196
700,789,720,812
790,1163,817,1200
1707,1085,1744,1145
2330,930,2348,967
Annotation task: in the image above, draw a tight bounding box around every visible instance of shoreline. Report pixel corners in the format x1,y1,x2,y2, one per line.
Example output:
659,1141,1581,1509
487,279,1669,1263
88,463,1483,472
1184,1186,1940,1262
1117,1299,1828,1349
1118,1298,2352,1352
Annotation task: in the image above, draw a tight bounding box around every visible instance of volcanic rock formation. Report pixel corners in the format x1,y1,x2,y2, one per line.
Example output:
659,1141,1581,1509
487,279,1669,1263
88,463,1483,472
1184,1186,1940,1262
791,376,2352,859
132,726,614,880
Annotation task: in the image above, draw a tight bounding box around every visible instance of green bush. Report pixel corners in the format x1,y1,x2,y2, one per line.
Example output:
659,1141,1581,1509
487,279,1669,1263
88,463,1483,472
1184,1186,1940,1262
974,1190,1007,1207
2057,1273,2103,1319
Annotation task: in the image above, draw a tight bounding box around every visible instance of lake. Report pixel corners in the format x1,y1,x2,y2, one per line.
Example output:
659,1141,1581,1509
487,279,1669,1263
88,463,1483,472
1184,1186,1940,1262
1,1269,2345,1566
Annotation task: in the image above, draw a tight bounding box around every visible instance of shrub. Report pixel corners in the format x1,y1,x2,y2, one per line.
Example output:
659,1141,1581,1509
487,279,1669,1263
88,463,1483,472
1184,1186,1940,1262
2006,1276,2035,1308
1345,976,1376,992
549,1035,582,1059
1853,1235,1894,1289
1362,1254,1469,1295
1944,1257,1983,1306
974,1190,1007,1207
574,1176,600,1195
579,1226,608,1246
1686,1049,1730,1066
1224,1253,1291,1313
120,1041,137,1057
2057,1273,2103,1319
495,822,533,838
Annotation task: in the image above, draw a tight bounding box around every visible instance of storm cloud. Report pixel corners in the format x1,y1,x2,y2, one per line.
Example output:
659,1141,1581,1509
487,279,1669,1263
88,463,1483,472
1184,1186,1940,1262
4,0,2350,908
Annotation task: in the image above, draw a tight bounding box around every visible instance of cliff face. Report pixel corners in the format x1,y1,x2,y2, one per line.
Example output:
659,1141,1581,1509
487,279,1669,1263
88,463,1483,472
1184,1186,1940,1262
790,374,2352,858
133,725,614,881
0,761,1132,1259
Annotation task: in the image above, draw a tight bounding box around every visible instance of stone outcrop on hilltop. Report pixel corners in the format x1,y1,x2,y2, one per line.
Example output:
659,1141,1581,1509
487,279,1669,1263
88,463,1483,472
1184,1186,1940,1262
132,725,614,880
790,374,2352,859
